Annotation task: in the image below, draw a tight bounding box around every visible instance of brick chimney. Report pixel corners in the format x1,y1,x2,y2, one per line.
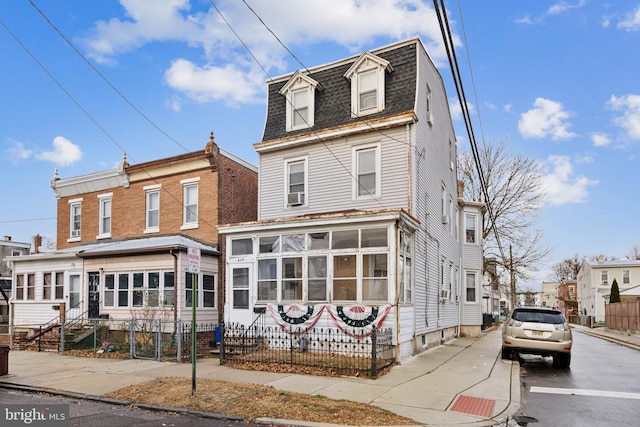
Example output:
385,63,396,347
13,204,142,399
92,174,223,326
33,234,42,254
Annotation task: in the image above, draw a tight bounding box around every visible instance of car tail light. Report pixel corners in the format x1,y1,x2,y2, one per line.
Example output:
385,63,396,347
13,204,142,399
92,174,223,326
508,319,522,327
554,323,570,331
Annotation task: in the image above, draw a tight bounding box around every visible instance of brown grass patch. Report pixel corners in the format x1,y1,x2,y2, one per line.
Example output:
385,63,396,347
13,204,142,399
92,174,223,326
106,377,417,425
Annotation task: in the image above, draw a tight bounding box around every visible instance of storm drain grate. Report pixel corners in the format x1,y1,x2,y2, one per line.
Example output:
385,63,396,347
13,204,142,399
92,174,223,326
450,395,496,418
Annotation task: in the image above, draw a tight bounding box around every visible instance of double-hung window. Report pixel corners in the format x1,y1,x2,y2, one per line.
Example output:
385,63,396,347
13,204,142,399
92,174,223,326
27,273,35,300
344,52,392,117
98,193,112,238
280,71,318,131
353,144,380,198
465,214,476,244
601,271,608,285
145,185,160,233
181,178,199,229
69,198,82,240
623,270,630,285
466,272,477,302
286,158,306,207
104,274,115,307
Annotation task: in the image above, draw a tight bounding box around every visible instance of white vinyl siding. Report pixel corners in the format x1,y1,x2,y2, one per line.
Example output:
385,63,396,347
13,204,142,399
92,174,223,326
258,129,408,220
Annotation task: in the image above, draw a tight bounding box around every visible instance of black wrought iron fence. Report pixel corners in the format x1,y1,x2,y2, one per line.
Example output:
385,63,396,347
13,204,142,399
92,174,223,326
220,323,395,378
180,322,221,360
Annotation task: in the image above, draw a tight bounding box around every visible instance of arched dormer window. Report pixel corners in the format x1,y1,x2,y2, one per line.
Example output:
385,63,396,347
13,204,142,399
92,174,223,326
343,52,393,117
279,71,319,131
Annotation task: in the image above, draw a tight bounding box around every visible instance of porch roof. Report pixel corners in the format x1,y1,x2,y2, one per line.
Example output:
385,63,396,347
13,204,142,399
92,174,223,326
75,235,220,258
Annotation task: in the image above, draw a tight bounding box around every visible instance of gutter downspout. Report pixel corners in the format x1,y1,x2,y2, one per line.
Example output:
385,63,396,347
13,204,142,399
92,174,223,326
171,250,178,325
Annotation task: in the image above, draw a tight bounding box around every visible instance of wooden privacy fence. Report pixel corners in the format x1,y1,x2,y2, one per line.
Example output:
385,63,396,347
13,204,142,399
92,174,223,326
605,302,640,331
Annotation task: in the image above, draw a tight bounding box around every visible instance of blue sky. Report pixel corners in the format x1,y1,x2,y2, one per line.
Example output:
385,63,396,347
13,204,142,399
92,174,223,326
1,1,639,290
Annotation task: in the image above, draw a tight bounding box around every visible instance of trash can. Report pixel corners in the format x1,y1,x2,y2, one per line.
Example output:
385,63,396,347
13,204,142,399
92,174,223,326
0,345,9,376
215,326,221,347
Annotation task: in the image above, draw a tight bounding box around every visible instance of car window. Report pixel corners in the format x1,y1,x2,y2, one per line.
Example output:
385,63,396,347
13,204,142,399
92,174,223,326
513,310,565,324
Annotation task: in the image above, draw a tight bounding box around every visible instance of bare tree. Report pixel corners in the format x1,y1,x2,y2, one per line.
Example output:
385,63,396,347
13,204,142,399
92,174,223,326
628,243,640,260
459,141,551,309
551,254,584,281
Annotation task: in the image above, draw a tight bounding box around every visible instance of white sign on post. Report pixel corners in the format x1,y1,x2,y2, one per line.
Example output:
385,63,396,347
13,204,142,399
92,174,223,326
187,247,201,273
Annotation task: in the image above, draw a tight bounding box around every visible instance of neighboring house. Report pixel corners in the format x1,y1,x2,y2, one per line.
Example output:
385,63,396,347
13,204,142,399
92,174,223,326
0,236,31,332
219,37,484,362
8,135,257,337
557,279,578,318
540,281,560,309
577,259,640,323
619,285,640,302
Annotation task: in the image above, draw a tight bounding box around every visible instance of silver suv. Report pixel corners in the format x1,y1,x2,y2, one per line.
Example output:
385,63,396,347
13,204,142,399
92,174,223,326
502,307,572,368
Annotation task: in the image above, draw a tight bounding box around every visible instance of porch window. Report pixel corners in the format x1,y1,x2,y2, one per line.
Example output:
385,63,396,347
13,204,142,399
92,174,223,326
118,273,129,307
185,273,196,307
308,256,327,302
232,238,253,255
163,272,175,306
282,257,303,301
15,274,24,300
104,274,115,307
148,272,160,307
43,273,52,300
333,255,357,301
257,259,277,301
362,254,387,301
26,273,35,300
203,274,216,307
132,272,144,307
55,272,64,299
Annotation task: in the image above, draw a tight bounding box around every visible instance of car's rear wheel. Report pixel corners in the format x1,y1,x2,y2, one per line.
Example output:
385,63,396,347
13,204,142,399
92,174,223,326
554,352,571,368
501,347,512,360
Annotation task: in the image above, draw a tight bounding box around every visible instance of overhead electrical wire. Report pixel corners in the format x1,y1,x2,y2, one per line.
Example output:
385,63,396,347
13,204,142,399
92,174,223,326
432,0,507,264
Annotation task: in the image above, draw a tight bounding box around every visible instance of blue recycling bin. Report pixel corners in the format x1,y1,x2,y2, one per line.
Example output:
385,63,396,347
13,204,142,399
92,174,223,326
215,326,221,347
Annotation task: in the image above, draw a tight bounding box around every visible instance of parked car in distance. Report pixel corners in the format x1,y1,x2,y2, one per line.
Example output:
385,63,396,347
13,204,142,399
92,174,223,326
502,306,573,368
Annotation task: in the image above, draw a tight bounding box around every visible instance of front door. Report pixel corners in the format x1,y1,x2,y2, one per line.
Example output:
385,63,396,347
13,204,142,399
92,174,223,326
230,264,252,325
88,272,100,318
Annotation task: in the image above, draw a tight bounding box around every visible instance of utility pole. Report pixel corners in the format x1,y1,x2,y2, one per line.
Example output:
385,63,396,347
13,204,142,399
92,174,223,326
510,245,516,310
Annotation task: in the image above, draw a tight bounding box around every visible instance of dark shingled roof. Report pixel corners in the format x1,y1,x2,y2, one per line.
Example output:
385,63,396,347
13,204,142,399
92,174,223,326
262,40,418,142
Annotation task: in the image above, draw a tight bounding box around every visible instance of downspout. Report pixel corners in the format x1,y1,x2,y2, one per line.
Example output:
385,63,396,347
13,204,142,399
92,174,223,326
170,250,178,324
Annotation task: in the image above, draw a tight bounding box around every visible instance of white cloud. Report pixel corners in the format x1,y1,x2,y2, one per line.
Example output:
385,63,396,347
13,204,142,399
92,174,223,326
518,98,577,140
515,15,533,24
608,94,640,140
81,0,450,106
36,136,83,166
540,155,597,206
547,0,585,15
504,104,512,113
618,6,640,31
591,132,611,147
164,59,264,106
7,141,33,162
448,98,474,122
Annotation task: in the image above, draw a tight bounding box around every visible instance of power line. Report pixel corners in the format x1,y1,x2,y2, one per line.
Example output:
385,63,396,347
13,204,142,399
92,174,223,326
432,0,507,264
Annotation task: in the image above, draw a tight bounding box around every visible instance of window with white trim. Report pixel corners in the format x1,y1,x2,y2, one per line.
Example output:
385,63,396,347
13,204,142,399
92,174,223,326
344,52,392,117
181,178,199,229
286,158,306,207
353,144,380,198
27,273,35,300
466,271,477,302
145,186,160,232
69,198,82,240
601,270,608,285
98,193,112,238
185,272,217,308
103,271,175,308
280,72,318,131
426,84,433,125
623,270,630,285
465,213,477,244
399,230,413,304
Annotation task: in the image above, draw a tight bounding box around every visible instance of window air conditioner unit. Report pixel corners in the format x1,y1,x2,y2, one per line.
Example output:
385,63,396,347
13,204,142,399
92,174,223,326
442,215,449,224
287,192,305,206
71,229,80,237
440,289,450,302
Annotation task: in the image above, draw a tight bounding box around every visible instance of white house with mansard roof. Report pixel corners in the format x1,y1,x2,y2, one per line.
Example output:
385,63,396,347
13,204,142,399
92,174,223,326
219,37,484,361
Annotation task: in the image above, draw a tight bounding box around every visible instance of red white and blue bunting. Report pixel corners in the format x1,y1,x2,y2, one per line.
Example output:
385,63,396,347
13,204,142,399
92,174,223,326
266,304,391,338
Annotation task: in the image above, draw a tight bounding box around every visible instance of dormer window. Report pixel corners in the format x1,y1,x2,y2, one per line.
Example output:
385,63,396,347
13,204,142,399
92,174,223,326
344,52,393,117
280,71,318,131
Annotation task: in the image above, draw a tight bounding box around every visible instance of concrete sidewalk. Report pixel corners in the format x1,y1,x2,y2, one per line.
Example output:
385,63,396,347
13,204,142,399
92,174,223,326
0,329,520,426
